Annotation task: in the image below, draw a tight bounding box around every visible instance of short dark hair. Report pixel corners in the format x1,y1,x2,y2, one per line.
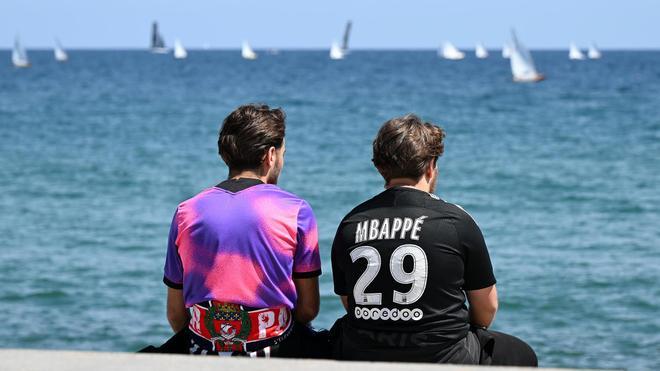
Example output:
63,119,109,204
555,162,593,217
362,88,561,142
218,104,286,171
372,114,445,182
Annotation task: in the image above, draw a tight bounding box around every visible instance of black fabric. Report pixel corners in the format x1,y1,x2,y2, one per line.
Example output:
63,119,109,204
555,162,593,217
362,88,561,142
471,327,538,367
331,187,496,362
269,322,332,359
138,328,189,354
330,316,536,366
215,178,264,193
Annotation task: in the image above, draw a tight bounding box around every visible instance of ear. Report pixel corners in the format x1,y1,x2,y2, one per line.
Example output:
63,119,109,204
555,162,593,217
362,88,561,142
425,159,436,180
266,146,277,167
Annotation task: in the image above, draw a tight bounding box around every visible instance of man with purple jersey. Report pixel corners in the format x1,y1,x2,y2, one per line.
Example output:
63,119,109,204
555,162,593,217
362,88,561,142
155,104,324,357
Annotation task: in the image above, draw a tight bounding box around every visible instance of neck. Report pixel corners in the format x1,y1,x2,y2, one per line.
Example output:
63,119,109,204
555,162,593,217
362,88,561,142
228,169,268,184
386,177,431,193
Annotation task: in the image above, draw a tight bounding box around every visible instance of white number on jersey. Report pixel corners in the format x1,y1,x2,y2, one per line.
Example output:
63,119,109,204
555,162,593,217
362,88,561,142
350,244,428,305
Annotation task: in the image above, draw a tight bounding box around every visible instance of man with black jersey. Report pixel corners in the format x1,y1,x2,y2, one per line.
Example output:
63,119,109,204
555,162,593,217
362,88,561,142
330,115,537,365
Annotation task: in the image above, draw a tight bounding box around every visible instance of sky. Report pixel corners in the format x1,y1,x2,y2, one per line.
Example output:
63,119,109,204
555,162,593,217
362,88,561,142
1,0,658,50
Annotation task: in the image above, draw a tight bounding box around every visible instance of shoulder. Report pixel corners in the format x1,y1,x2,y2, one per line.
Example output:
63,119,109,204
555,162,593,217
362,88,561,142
269,186,311,207
442,202,484,243
411,192,473,221
256,185,316,217
419,197,482,237
441,201,476,223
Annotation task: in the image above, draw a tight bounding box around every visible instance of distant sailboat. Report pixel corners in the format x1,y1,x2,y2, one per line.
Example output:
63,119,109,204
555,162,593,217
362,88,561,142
54,39,68,62
569,43,585,60
329,42,344,60
12,36,30,68
150,21,168,54
341,21,352,53
173,39,187,59
440,42,465,60
509,30,544,83
330,21,352,60
502,42,512,59
475,43,489,59
242,41,257,60
588,43,602,59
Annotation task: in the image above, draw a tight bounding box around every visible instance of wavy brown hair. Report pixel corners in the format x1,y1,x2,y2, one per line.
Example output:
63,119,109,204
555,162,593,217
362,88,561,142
218,104,286,171
372,114,445,182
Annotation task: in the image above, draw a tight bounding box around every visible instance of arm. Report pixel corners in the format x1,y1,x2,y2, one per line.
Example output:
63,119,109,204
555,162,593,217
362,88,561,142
331,219,350,313
467,284,498,328
164,210,187,332
166,287,189,332
293,276,320,324
340,295,349,311
453,206,498,327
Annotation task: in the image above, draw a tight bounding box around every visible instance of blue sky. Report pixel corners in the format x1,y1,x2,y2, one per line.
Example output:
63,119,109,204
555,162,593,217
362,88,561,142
1,0,658,49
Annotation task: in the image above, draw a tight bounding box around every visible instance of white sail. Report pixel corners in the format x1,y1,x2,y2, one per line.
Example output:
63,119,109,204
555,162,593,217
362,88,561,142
502,42,512,59
588,43,602,59
475,43,489,59
242,41,257,60
510,30,544,83
330,21,351,60
329,41,345,60
440,42,465,60
54,39,68,62
569,42,585,60
173,39,187,59
12,36,30,68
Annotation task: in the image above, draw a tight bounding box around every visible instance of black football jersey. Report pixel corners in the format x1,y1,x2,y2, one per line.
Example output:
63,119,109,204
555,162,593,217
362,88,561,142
331,186,496,362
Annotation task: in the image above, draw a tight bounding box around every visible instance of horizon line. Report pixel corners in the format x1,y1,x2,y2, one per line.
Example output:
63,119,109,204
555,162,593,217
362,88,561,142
1,47,659,52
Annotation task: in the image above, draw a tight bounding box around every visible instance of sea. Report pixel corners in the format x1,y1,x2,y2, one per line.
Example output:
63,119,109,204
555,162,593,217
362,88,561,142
0,50,659,370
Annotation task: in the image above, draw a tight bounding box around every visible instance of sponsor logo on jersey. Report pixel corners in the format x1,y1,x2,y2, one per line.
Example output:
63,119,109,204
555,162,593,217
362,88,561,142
354,306,424,321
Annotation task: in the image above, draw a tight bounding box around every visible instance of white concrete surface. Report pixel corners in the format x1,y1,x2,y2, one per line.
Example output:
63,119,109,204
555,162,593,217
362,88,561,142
0,349,604,371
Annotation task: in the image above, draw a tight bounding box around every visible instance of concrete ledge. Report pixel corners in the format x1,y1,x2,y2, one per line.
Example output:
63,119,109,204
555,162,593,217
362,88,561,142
0,349,600,371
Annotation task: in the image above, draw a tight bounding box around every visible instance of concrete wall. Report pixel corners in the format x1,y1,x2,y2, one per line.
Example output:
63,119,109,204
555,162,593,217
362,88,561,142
0,349,601,371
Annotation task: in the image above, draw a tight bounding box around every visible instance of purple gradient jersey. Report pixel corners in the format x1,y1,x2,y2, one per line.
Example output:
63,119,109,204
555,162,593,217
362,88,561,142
163,178,322,310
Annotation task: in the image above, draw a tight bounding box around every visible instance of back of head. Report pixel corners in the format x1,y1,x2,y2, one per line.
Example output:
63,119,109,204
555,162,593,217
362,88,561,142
372,114,445,183
218,104,286,172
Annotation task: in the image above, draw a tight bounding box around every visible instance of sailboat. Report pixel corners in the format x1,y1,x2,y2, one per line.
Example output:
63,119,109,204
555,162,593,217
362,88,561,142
54,39,68,62
241,41,257,60
502,42,512,59
173,39,187,59
588,43,602,59
509,30,544,83
150,21,168,54
12,36,30,68
330,21,352,60
569,43,585,60
440,42,465,60
329,42,344,60
475,43,489,59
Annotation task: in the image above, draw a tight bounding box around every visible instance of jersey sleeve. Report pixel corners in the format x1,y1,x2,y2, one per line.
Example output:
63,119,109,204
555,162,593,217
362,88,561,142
331,221,349,296
163,209,184,289
293,200,322,278
454,209,497,291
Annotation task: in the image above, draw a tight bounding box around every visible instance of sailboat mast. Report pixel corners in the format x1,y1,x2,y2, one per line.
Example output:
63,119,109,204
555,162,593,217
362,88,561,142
342,21,352,50
151,22,158,48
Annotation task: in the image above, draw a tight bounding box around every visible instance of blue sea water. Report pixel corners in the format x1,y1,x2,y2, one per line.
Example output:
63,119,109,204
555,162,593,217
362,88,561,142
0,50,659,369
